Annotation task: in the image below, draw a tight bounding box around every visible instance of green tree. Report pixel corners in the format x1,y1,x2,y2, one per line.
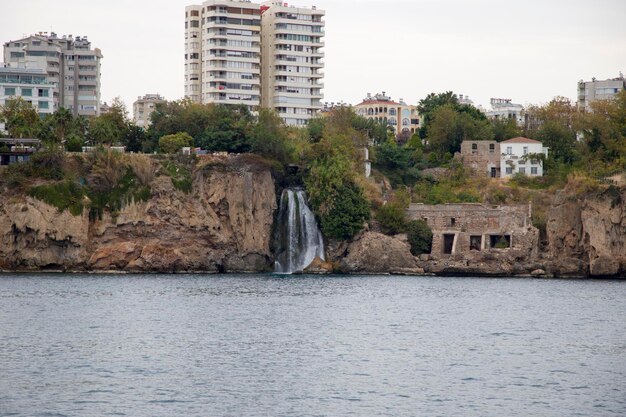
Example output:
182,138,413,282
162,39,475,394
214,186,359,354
159,132,194,154
375,203,407,235
88,117,119,145
427,104,493,155
123,125,147,153
318,182,370,240
406,220,432,255
492,117,522,141
249,108,294,164
0,97,41,138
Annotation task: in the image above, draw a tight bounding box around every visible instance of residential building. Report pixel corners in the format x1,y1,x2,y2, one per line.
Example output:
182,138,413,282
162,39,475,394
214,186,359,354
3,32,103,116
184,0,262,108
260,1,325,126
577,74,625,111
458,140,500,178
406,203,535,257
485,98,525,126
133,94,166,128
0,65,54,119
183,0,325,125
500,137,548,178
354,92,420,136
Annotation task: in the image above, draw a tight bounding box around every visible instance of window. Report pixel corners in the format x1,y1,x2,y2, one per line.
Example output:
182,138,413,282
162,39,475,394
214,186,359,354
489,144,495,153
506,167,513,175
450,217,456,227
38,101,49,109
38,89,49,97
470,236,482,251
490,235,511,249
531,167,538,175
506,146,512,155
471,143,477,154
519,167,526,174
21,88,32,97
5,87,16,96
523,146,528,155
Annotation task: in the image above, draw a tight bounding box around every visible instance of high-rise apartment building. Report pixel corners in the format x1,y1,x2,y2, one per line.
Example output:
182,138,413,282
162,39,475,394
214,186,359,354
577,74,625,111
184,0,324,125
133,94,166,128
185,0,262,107
260,1,324,126
3,32,102,117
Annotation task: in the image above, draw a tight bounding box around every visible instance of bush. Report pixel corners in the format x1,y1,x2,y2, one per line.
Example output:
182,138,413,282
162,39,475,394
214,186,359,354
29,144,66,180
319,183,370,240
406,219,432,255
87,147,126,194
28,181,85,216
162,160,192,193
375,203,407,235
159,132,194,154
128,154,157,187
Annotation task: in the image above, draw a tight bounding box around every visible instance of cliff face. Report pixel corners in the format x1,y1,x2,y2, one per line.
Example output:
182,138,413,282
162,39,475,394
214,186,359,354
546,185,626,277
0,155,277,272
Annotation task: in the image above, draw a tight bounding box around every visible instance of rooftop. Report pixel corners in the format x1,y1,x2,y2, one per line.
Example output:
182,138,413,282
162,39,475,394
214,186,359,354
501,137,541,144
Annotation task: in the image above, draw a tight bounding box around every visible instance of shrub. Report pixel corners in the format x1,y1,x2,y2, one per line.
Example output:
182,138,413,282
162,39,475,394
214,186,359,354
128,154,157,187
406,219,432,255
87,147,126,194
162,160,192,193
29,144,66,180
28,181,85,216
375,203,407,235
319,183,370,240
159,132,194,154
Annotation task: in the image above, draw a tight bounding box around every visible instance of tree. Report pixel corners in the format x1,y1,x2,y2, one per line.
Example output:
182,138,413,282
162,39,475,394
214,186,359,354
249,108,294,164
0,97,41,138
318,182,370,240
426,104,493,155
492,117,522,141
88,117,119,145
123,125,147,153
375,203,407,235
159,132,194,154
417,91,459,138
406,220,432,255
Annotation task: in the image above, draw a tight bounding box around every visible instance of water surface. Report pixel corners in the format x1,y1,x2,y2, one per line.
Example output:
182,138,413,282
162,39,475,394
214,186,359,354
1,274,625,416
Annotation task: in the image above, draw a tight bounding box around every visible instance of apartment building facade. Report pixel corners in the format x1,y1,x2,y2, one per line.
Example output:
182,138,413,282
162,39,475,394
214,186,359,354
3,32,102,117
0,66,54,133
184,0,324,125
577,75,625,111
184,0,262,107
354,92,420,136
133,94,166,128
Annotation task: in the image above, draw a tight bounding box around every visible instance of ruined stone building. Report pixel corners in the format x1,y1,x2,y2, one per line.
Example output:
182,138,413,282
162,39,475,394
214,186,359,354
458,140,500,178
406,203,537,259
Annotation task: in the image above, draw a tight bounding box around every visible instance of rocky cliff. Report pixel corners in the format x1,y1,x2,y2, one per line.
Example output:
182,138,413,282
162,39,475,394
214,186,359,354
0,155,276,272
546,184,625,277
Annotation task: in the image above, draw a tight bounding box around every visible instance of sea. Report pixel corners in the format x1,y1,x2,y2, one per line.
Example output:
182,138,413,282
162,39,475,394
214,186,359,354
1,273,625,416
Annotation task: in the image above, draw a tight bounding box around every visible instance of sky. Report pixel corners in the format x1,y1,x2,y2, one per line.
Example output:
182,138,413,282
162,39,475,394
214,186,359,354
1,0,625,113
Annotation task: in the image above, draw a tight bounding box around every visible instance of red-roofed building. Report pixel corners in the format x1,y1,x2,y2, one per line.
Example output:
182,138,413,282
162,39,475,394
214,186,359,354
353,92,420,137
500,137,549,178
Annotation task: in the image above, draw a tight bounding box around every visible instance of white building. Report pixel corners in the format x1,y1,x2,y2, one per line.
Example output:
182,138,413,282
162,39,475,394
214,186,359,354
485,98,525,126
183,0,325,125
0,66,54,133
500,137,549,178
184,0,262,108
3,32,103,117
260,1,324,126
133,94,166,128
577,74,625,111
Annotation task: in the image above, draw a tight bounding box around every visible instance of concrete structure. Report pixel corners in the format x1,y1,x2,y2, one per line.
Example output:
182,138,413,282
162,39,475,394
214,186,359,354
485,98,525,126
0,66,54,129
260,1,324,126
500,137,548,178
458,140,501,178
0,138,41,166
354,92,420,136
577,74,625,111
133,94,166,128
184,0,262,108
3,32,103,116
406,203,533,258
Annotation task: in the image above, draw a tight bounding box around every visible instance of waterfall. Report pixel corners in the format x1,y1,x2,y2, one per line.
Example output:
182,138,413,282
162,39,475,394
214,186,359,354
274,188,325,274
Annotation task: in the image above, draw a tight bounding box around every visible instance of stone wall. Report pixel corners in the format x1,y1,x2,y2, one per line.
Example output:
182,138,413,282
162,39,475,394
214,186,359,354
407,203,536,259
458,140,501,177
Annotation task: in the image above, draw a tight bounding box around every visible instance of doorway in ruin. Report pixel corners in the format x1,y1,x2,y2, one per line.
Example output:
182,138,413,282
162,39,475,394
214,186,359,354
490,234,511,248
470,235,482,251
443,234,455,254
